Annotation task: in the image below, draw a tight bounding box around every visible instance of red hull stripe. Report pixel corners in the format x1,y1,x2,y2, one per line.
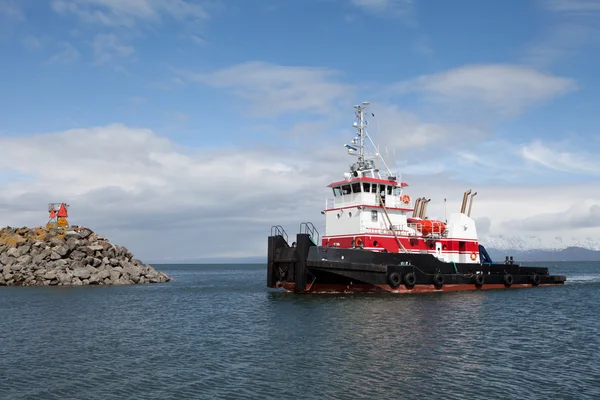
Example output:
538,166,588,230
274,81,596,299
324,205,414,212
280,282,563,294
322,236,480,253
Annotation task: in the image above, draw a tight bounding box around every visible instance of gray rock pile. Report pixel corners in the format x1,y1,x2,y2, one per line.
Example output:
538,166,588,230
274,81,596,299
0,226,171,286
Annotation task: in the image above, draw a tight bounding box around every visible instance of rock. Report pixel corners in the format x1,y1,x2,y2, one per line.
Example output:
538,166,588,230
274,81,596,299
0,225,171,286
17,255,32,264
69,250,86,261
109,270,121,282
72,267,91,280
66,237,80,250
57,272,72,284
88,274,100,284
54,245,69,257
7,247,19,258
44,272,57,280
0,254,11,266
98,269,110,280
19,245,31,256
88,244,104,252
78,228,92,239
65,230,81,239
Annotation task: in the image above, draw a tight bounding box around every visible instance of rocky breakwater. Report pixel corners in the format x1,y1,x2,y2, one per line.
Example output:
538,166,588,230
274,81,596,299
0,226,171,286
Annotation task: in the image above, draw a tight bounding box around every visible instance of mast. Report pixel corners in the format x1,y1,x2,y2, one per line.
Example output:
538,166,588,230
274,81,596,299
345,101,395,180
355,102,368,163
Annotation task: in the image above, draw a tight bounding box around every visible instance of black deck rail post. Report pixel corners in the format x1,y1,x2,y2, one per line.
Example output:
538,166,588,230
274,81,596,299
294,233,314,292
267,235,279,288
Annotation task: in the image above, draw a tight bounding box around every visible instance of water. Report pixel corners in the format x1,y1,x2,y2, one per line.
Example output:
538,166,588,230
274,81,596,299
0,262,599,399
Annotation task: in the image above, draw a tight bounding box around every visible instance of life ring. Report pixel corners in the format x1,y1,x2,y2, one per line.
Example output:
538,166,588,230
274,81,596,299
470,252,477,261
356,238,363,247
401,194,411,204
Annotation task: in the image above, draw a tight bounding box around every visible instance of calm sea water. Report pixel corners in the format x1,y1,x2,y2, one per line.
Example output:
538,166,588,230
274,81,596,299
0,262,599,399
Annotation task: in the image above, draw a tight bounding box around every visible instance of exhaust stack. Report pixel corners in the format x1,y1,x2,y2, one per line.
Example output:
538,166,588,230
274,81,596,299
467,192,478,217
412,197,423,217
420,198,431,219
461,189,472,214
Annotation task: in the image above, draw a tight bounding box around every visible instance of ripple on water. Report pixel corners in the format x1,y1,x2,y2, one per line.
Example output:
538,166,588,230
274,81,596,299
0,262,598,400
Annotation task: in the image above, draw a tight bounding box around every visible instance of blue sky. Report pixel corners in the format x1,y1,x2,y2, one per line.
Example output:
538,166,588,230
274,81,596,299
1,0,600,260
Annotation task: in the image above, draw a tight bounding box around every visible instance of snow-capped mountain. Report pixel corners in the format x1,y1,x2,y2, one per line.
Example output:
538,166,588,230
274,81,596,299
479,235,600,252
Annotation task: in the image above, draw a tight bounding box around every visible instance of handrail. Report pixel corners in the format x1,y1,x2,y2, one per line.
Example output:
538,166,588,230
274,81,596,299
300,222,320,245
270,225,288,243
325,198,334,210
365,222,447,238
377,194,408,253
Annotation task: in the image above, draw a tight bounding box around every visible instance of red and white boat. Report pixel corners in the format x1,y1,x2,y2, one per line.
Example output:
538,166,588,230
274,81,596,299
267,102,566,293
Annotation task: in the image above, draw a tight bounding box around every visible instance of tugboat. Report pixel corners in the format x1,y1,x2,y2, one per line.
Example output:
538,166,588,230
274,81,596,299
267,102,567,293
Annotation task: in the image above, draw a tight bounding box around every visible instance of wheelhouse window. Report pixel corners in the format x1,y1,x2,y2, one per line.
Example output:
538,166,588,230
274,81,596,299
332,186,342,197
371,184,377,193
363,182,370,192
371,210,378,222
393,187,401,196
387,185,393,195
342,185,351,195
351,182,361,193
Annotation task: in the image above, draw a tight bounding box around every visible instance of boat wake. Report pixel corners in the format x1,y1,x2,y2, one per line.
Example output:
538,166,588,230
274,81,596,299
566,274,600,284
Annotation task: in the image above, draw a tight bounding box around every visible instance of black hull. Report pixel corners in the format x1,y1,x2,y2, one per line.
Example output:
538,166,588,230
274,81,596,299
267,231,567,294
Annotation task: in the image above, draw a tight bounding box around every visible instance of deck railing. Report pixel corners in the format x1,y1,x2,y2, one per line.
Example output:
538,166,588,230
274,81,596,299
366,223,447,237
324,194,410,210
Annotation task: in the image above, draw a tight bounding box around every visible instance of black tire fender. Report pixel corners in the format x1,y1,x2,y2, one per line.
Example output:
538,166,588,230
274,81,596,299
433,273,444,288
388,272,401,289
504,273,514,286
404,272,416,288
474,273,484,286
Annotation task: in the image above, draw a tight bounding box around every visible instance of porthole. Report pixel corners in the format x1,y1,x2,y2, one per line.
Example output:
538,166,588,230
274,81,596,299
337,213,341,219
348,212,352,218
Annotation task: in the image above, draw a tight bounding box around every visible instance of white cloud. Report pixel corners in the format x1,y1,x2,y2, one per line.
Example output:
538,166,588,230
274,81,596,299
543,0,600,14
0,124,332,261
45,42,81,64
21,35,42,50
404,176,600,250
1,123,599,259
91,33,134,64
523,24,599,67
394,64,577,117
506,201,600,231
0,0,23,20
177,61,354,117
51,0,208,28
523,0,600,67
365,103,485,153
350,0,415,20
190,34,205,44
129,96,146,105
520,139,600,176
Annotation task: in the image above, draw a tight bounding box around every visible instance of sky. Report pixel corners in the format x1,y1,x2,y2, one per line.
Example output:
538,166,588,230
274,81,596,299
1,0,600,262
